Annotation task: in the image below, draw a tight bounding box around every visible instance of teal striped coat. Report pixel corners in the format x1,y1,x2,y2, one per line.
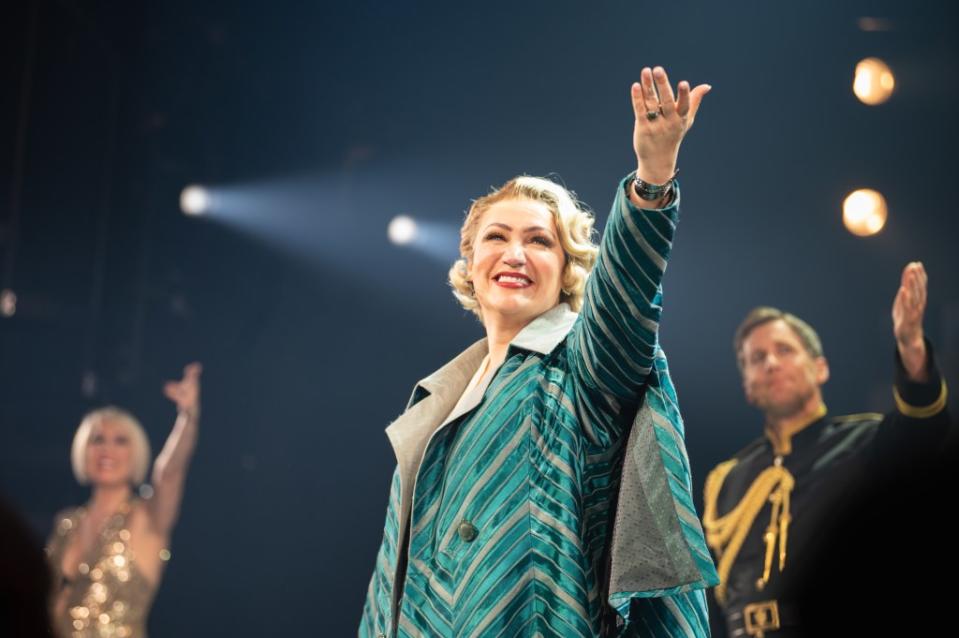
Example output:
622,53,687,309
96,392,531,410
360,176,718,637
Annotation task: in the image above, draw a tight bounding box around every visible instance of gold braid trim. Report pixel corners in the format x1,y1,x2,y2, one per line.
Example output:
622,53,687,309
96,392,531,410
894,380,948,418
703,459,795,605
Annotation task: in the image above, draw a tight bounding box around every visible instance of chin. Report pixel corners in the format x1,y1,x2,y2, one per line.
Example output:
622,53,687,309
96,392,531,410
498,305,546,325
496,294,552,313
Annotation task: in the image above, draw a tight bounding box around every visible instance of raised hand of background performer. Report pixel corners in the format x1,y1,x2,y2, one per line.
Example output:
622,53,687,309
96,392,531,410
892,262,929,382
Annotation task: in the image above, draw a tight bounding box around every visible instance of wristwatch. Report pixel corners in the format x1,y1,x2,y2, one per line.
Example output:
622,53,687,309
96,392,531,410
632,171,678,201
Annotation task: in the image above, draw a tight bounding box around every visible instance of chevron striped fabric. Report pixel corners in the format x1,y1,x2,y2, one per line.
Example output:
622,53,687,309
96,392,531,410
360,176,714,637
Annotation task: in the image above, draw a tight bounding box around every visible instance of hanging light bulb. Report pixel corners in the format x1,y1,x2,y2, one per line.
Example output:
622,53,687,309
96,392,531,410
843,189,888,237
853,58,895,105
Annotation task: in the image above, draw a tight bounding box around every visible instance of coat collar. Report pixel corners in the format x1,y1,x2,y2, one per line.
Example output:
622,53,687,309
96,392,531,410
763,403,829,456
509,302,579,357
414,302,578,399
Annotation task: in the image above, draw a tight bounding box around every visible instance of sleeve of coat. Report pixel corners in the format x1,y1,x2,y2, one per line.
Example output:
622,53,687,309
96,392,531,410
566,173,679,449
866,340,951,470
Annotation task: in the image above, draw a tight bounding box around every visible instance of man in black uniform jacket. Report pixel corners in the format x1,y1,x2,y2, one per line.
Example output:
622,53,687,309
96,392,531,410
702,262,951,637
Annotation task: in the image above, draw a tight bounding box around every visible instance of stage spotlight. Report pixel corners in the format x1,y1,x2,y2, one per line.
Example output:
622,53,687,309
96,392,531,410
843,189,887,237
388,215,418,245
180,185,211,216
853,58,895,105
0,289,15,317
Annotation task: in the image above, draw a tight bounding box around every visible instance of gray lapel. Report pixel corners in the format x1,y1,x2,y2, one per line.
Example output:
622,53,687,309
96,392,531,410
385,338,488,545
385,302,579,490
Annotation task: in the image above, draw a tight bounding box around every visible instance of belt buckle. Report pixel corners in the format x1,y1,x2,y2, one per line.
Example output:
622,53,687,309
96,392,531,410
743,600,780,637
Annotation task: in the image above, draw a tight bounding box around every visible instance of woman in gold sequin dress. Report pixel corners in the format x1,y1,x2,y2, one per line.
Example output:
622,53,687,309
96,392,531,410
46,363,201,638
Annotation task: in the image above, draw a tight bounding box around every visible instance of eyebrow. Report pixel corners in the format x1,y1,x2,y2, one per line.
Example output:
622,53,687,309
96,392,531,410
749,339,796,354
482,222,554,235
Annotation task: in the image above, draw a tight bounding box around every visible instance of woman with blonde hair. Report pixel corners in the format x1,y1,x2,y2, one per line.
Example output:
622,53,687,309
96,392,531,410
360,66,718,637
46,363,201,638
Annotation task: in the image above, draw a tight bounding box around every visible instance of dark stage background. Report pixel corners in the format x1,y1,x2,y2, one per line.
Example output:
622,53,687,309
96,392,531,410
1,1,956,635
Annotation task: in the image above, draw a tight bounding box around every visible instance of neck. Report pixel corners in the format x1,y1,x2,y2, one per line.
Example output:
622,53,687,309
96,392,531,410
764,397,827,455
483,315,528,370
89,483,133,515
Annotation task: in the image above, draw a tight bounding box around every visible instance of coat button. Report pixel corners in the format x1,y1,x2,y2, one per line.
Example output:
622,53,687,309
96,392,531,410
458,520,478,542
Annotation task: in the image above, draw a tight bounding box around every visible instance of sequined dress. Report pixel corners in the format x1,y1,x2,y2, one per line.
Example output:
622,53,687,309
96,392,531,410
46,499,162,638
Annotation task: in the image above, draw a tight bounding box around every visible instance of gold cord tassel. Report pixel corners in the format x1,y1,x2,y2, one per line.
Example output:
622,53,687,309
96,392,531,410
779,486,791,571
703,460,795,604
760,491,781,588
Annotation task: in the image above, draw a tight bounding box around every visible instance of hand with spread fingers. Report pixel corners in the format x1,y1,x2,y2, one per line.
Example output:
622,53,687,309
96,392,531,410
163,362,202,419
892,261,929,381
630,66,711,191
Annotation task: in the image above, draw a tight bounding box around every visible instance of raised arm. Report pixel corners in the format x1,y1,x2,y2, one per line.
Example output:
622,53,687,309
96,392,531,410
568,67,709,447
864,262,950,467
888,262,949,423
147,362,202,537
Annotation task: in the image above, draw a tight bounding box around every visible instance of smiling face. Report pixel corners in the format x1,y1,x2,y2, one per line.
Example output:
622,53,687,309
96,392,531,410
740,319,830,419
467,198,567,331
84,419,135,488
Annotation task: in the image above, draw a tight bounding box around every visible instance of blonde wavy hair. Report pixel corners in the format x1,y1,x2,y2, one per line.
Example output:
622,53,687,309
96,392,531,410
448,176,599,320
71,406,152,485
